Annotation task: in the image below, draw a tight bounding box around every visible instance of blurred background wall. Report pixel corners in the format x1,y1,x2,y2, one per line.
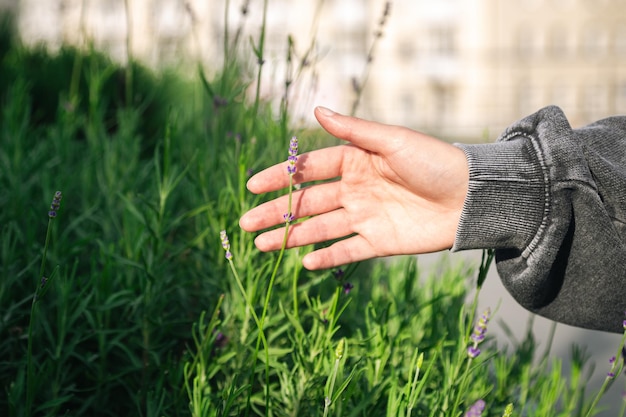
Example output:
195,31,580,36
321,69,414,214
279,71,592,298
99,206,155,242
2,0,625,140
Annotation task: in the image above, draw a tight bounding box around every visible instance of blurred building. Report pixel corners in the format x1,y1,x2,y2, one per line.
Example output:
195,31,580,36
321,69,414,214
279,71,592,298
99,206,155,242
2,0,626,140
368,0,626,138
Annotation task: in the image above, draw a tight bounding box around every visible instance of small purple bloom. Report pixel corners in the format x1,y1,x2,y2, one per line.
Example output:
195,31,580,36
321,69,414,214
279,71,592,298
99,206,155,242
220,230,233,260
471,308,490,343
40,276,48,287
343,282,354,295
468,308,491,359
213,95,228,109
283,212,295,223
608,356,618,378
333,269,345,281
287,136,298,176
464,399,486,417
467,346,481,359
214,331,229,348
48,191,62,218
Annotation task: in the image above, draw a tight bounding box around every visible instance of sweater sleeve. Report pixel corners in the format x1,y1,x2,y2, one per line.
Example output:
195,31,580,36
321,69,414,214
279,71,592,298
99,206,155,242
452,106,626,333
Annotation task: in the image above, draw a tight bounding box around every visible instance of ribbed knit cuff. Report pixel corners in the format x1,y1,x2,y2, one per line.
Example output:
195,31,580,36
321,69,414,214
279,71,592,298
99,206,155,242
452,137,549,252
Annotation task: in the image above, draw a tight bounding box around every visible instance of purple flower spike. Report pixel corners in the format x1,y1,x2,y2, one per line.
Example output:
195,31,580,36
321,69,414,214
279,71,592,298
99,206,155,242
464,399,486,417
333,269,345,281
283,212,295,223
608,356,618,378
471,308,491,343
287,136,298,175
468,308,491,359
343,282,354,295
48,190,63,218
467,346,481,359
220,230,233,260
214,331,229,348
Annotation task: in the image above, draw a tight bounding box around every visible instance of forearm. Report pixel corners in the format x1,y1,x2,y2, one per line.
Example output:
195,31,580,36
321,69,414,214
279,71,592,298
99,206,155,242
452,106,626,333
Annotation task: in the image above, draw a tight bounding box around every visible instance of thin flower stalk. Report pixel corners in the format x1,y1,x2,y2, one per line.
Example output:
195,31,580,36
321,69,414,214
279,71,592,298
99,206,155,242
350,1,392,115
584,314,626,417
451,308,491,415
323,338,345,417
464,399,486,417
406,350,425,417
287,135,301,320
502,403,514,417
27,191,63,416
242,136,299,417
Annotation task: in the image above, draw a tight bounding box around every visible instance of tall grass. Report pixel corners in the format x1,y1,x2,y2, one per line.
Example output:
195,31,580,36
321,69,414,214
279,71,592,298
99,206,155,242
1,3,625,417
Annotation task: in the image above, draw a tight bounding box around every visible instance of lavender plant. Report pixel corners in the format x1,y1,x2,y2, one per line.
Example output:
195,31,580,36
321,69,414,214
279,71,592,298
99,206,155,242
3,2,626,417
24,191,63,415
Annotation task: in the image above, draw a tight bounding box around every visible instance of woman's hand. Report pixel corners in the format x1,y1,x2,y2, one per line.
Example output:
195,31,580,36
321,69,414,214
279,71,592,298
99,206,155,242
239,106,469,270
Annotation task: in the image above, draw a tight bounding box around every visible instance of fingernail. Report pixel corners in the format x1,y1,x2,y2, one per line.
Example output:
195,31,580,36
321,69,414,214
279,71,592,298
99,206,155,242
316,106,336,117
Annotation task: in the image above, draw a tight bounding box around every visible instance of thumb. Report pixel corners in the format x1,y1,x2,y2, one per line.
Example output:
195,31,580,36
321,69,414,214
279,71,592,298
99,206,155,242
314,106,405,154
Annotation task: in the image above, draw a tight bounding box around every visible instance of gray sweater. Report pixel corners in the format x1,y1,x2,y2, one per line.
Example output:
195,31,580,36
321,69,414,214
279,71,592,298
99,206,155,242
453,106,626,333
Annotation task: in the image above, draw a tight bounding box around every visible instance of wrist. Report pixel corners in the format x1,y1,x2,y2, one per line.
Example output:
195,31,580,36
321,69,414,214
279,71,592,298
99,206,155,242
451,137,548,252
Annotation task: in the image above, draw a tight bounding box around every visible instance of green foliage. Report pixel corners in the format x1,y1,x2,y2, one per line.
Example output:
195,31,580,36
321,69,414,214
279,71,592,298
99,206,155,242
1,5,625,417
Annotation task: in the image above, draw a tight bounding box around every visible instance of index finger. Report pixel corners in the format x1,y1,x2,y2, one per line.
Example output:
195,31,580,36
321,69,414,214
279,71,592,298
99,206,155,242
314,106,409,155
246,145,347,194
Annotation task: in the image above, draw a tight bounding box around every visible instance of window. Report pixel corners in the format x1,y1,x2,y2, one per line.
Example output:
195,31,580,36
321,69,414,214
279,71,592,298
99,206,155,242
548,25,570,58
615,81,626,114
516,26,539,59
615,26,626,56
428,26,456,56
581,25,608,57
581,84,609,121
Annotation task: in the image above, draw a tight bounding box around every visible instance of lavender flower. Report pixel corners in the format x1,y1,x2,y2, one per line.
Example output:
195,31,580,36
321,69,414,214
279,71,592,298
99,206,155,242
608,356,617,378
331,268,354,294
287,136,298,175
468,308,491,359
283,212,295,223
333,269,345,280
467,346,481,359
213,95,228,109
220,230,233,260
48,191,62,218
464,399,486,417
214,331,229,349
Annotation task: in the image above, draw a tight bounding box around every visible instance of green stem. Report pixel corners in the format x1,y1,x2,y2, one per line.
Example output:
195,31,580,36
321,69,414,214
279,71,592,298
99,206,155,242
223,0,230,65
323,358,341,417
288,173,300,322
245,173,296,417
123,0,133,106
448,262,487,416
26,216,54,415
292,256,300,322
584,329,626,417
251,0,269,135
